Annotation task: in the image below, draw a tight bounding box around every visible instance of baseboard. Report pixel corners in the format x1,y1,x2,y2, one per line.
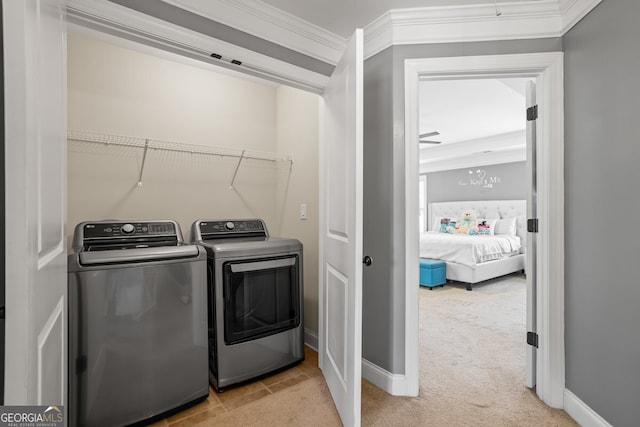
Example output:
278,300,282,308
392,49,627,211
564,389,612,427
361,358,409,396
306,333,408,396
304,328,318,351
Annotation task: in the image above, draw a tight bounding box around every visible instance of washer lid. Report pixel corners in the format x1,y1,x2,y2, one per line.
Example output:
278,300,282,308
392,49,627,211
78,245,201,266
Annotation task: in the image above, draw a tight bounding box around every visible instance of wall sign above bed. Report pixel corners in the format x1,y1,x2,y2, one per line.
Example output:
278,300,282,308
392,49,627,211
426,162,526,203
458,169,501,190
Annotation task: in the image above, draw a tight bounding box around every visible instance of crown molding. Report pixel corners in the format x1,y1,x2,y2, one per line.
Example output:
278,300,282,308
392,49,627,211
364,0,601,59
560,0,602,31
163,0,346,65
65,0,601,91
66,0,329,92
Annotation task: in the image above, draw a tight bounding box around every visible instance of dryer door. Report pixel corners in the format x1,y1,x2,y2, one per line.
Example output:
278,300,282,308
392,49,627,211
222,255,301,345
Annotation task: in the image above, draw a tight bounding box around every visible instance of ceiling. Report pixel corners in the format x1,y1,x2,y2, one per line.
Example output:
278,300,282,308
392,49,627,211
417,77,531,172
259,0,536,38
419,78,529,147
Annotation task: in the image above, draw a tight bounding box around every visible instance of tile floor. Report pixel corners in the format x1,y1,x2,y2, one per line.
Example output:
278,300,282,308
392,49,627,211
150,346,322,426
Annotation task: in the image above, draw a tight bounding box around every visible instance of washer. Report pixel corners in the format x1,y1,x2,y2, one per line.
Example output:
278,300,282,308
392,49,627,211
68,220,208,427
191,218,304,390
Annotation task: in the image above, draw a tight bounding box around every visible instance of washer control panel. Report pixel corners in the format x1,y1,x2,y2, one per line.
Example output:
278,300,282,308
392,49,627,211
82,221,176,239
197,219,267,239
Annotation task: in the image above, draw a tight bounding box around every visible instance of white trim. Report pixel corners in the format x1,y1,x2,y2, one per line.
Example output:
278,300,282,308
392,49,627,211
535,52,565,407
361,359,407,396
317,95,326,372
404,61,421,398
163,0,345,65
65,0,329,93
364,0,601,59
404,52,565,408
560,0,603,31
564,389,612,427
304,328,319,352
65,0,601,93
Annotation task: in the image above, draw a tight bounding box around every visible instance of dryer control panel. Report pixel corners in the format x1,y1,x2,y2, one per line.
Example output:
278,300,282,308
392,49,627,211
194,219,268,240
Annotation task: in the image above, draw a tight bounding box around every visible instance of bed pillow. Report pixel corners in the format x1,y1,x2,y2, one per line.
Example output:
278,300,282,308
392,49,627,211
494,217,517,236
484,208,501,219
477,218,498,235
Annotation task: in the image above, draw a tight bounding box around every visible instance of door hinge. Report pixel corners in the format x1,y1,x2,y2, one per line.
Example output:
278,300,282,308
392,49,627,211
527,105,538,121
527,331,539,348
527,218,539,233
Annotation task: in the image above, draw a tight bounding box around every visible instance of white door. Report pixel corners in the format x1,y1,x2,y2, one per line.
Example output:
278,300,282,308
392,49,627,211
318,29,364,427
3,0,67,406
525,79,537,388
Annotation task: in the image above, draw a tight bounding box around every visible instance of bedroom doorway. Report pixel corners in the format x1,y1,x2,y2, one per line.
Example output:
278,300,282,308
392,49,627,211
416,75,533,400
404,53,565,408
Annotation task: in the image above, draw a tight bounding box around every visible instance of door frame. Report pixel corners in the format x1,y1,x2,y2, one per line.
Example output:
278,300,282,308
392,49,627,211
404,52,565,408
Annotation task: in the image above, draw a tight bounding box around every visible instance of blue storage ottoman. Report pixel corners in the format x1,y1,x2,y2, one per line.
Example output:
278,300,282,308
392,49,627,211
419,258,446,289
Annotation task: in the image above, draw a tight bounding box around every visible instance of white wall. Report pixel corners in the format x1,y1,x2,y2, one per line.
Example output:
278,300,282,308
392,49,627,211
67,34,321,334
274,86,320,335
67,33,281,243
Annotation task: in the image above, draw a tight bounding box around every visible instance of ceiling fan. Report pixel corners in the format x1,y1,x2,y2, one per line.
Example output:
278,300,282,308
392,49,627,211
419,131,442,145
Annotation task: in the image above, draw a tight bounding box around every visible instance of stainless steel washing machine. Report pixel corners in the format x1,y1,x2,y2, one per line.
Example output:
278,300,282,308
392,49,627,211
68,220,208,427
191,218,304,390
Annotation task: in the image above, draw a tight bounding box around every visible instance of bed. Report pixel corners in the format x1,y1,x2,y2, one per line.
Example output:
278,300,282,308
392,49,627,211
421,200,527,290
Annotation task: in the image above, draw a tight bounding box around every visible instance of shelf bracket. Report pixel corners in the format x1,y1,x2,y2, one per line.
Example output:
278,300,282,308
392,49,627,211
137,139,150,187
229,150,246,189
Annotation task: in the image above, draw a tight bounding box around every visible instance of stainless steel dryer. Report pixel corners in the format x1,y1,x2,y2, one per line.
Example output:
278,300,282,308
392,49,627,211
191,219,304,390
68,220,208,427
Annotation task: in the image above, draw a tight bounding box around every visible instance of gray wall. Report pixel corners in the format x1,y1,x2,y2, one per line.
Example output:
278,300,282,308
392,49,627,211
426,161,526,204
563,2,640,426
362,38,562,374
363,47,396,369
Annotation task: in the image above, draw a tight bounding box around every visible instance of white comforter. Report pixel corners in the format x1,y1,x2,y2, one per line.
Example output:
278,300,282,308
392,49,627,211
419,231,521,267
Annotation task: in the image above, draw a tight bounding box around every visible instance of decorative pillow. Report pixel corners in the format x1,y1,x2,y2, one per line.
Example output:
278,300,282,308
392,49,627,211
495,217,517,236
432,216,457,232
477,218,498,235
438,217,457,233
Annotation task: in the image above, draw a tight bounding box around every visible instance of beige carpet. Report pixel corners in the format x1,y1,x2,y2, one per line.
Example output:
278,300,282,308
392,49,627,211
362,274,577,427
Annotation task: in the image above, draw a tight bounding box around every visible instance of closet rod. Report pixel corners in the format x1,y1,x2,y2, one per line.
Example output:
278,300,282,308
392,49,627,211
67,129,294,163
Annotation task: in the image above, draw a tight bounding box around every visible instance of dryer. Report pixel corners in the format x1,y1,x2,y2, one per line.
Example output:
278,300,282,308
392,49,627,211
191,219,304,390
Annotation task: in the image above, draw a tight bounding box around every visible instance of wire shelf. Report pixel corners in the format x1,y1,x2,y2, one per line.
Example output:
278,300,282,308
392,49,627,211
67,129,293,187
